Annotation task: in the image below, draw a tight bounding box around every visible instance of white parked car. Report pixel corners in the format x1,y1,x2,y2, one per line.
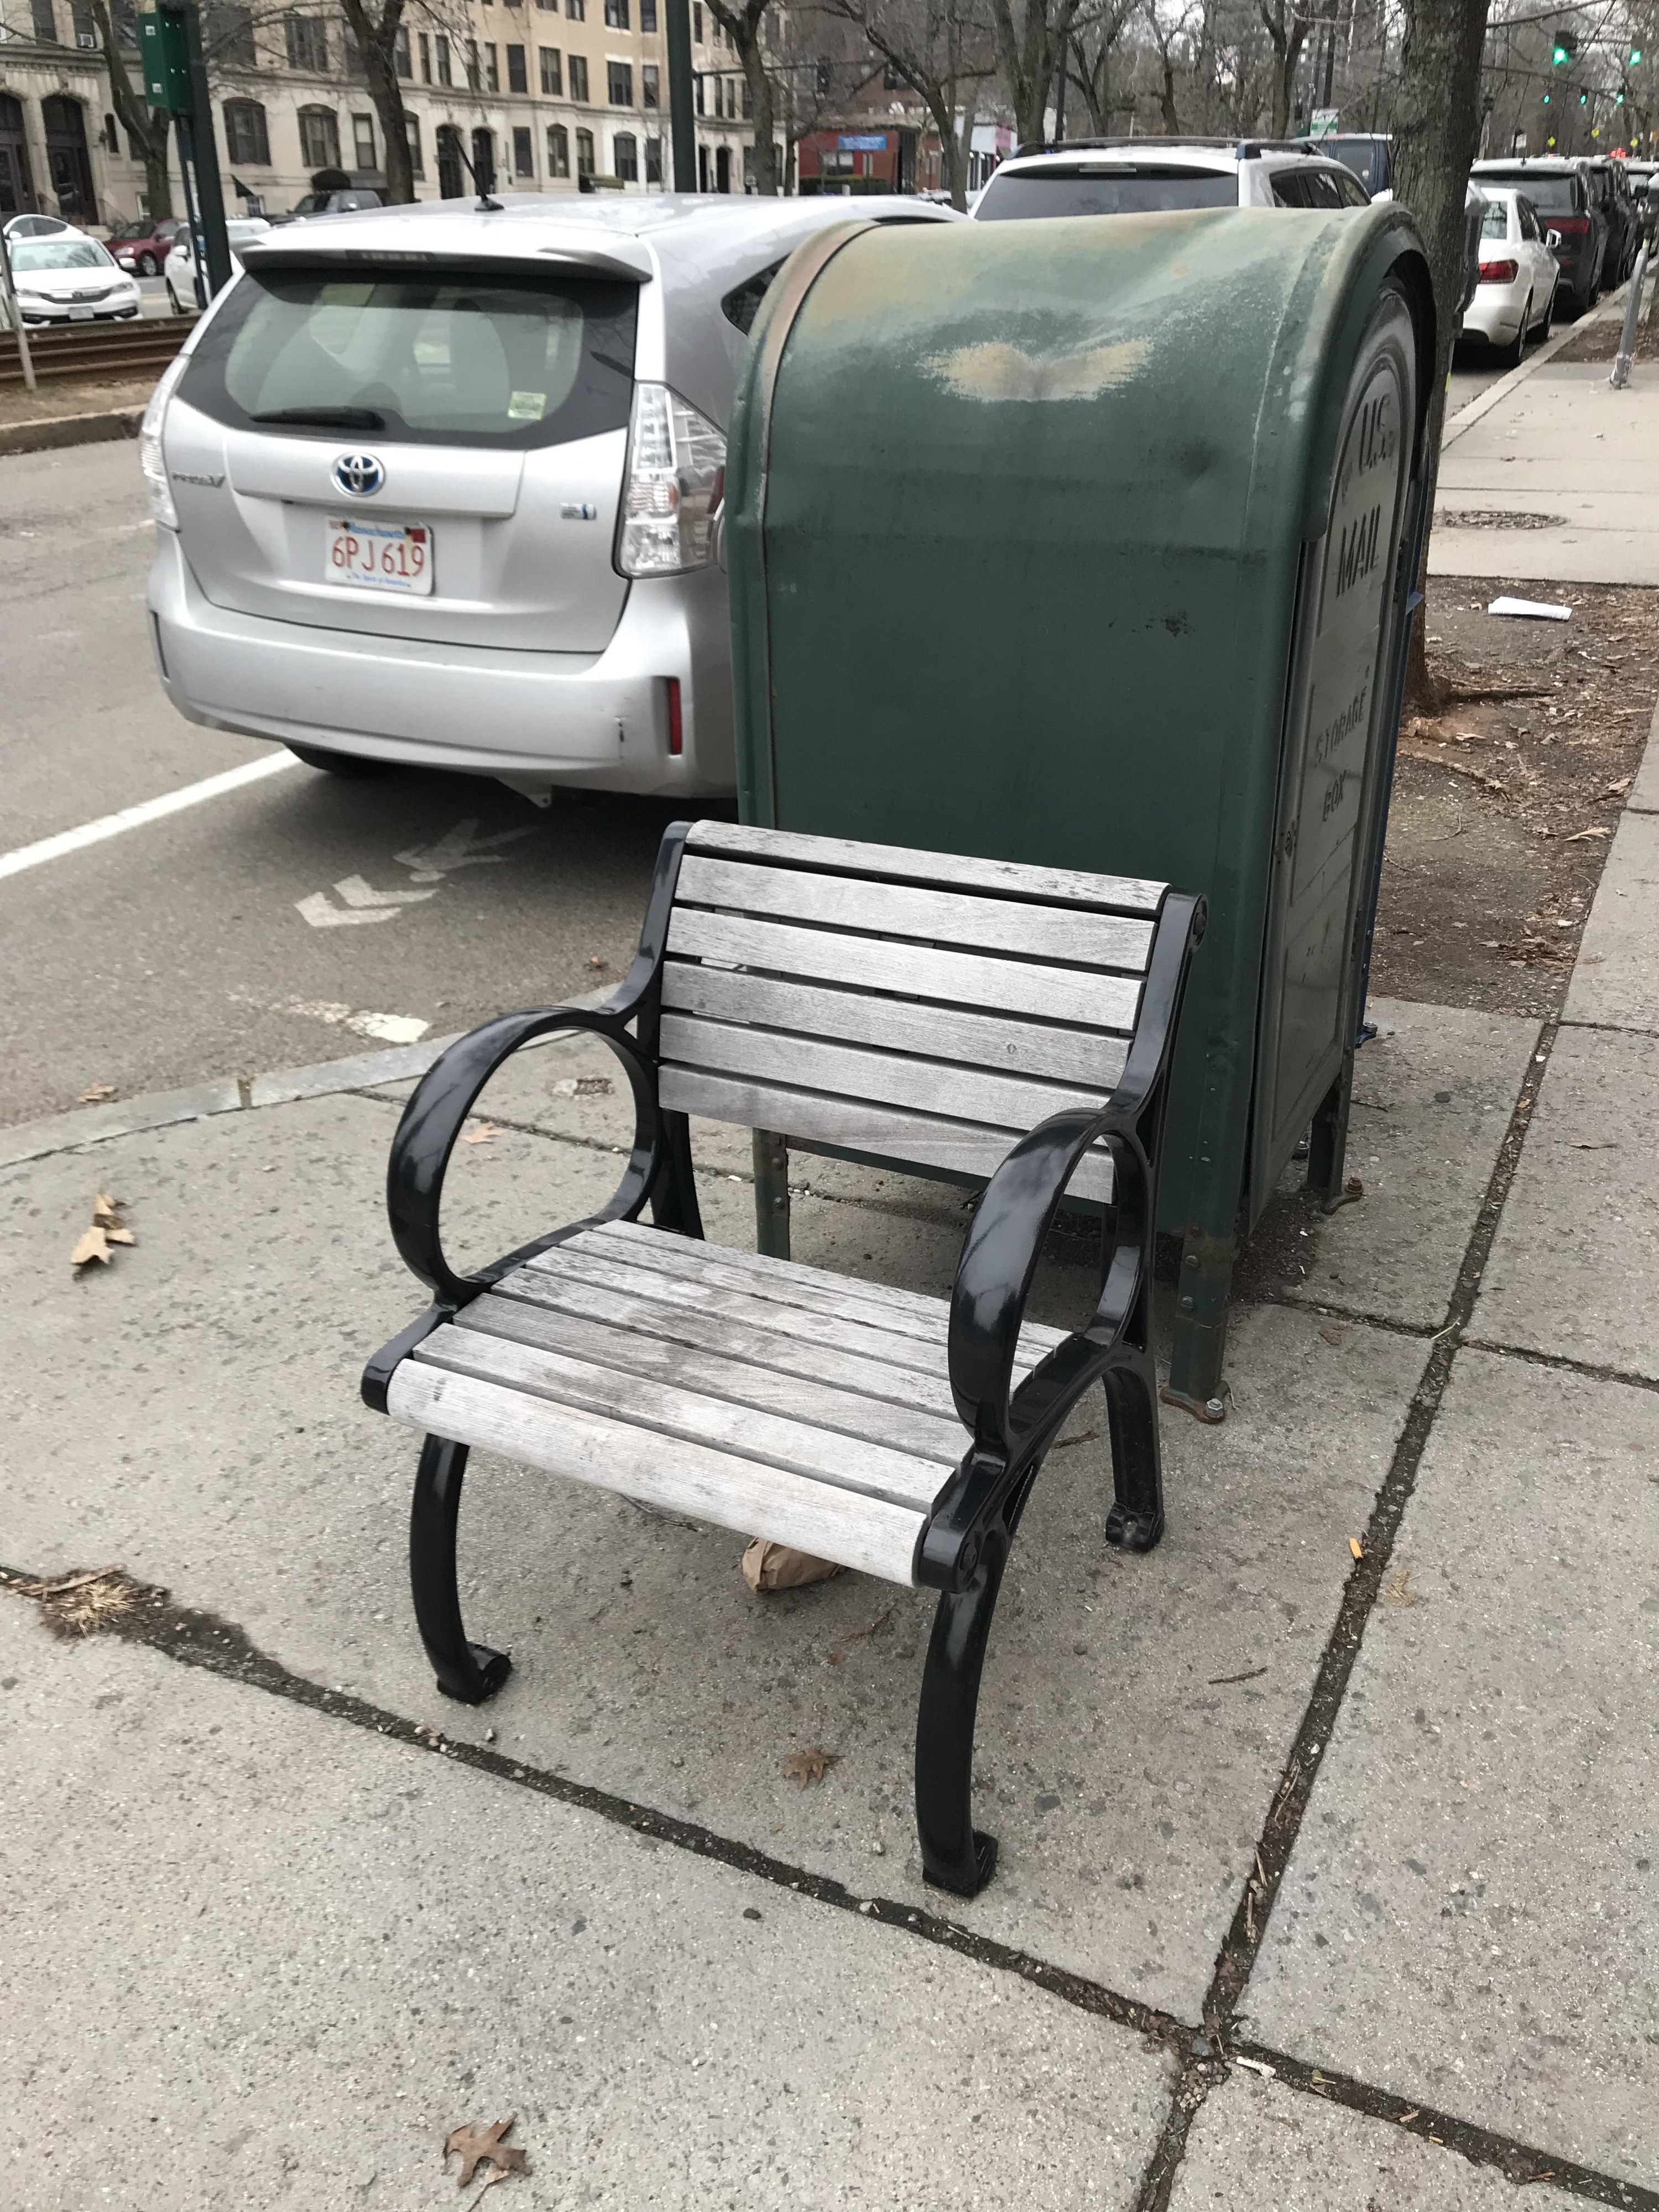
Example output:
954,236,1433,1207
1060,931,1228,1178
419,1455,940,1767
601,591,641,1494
143,195,958,801
2,233,139,327
972,138,1373,218
164,217,273,314
1460,187,1560,364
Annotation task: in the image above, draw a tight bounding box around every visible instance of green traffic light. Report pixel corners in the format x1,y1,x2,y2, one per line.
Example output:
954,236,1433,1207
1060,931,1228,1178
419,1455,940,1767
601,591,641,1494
1553,43,1568,62
1543,90,1551,102
1632,46,1644,64
1580,88,1588,102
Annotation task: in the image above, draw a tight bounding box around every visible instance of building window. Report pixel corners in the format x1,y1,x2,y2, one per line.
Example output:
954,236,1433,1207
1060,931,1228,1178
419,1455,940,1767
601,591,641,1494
513,124,533,175
567,52,588,98
640,0,655,27
30,0,58,40
406,113,423,175
352,113,375,170
692,1,701,39
607,59,631,103
212,6,257,65
394,24,411,77
645,134,660,182
613,130,637,180
693,72,703,116
486,41,500,88
603,0,627,24
297,105,340,168
285,14,328,71
547,121,569,175
539,45,561,91
575,125,594,176
435,33,451,82
507,40,526,89
472,126,495,190
536,0,556,9
419,30,431,79
223,98,269,165
566,0,584,17
742,77,752,117
641,61,658,106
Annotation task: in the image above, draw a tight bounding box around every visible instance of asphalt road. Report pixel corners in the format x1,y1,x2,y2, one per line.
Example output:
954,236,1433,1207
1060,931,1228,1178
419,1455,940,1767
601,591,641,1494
0,438,703,1126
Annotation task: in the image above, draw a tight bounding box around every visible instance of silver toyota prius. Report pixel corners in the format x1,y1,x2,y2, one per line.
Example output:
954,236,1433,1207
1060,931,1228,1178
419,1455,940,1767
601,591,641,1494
143,194,954,801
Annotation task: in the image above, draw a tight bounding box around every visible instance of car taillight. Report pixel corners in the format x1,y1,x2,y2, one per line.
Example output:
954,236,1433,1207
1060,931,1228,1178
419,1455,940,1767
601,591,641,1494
1479,258,1520,284
617,383,725,577
665,676,683,756
139,350,190,530
1554,215,1589,237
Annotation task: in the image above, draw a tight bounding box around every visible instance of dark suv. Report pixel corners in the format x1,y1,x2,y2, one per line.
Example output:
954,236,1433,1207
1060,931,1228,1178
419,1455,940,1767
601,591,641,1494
1577,158,1637,282
1470,158,1605,316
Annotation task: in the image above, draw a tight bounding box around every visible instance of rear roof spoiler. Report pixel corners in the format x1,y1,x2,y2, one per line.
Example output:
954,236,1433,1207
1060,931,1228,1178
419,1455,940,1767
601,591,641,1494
239,237,654,283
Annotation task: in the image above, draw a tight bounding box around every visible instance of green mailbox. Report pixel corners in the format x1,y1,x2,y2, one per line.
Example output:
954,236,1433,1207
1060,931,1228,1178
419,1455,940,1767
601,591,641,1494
726,205,1434,1412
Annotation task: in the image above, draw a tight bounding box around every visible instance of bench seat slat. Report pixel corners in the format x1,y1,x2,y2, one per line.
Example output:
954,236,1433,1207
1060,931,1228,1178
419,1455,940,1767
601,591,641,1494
587,1219,1068,1345
487,1268,967,1421
388,1362,925,1586
415,1326,954,1504
660,1012,1110,1142
659,1066,1117,1204
674,854,1155,974
685,820,1167,917
661,963,1131,1092
460,1290,971,1462
667,909,1143,1034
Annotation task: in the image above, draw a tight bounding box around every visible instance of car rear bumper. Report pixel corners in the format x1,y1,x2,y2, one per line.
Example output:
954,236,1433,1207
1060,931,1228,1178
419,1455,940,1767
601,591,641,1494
147,529,735,796
1462,278,1531,344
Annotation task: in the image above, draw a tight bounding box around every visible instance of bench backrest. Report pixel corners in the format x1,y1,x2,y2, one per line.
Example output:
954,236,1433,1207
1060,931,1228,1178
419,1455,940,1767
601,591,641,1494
656,822,1171,1204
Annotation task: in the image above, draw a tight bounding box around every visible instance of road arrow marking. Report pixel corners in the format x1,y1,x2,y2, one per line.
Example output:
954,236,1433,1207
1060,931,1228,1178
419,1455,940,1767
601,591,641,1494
394,817,537,881
295,877,439,928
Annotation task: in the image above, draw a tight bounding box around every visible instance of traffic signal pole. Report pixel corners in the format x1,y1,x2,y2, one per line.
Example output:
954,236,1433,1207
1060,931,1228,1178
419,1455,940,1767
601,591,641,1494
666,0,697,191
140,2,232,299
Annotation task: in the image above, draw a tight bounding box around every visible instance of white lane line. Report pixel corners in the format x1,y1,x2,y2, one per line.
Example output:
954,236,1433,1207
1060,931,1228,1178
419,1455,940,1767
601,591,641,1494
0,752,301,884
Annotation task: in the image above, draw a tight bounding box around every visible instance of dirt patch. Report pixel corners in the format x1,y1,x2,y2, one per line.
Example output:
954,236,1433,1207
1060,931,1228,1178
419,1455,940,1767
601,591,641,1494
1366,576,1659,1018
1548,290,1654,363
0,373,161,429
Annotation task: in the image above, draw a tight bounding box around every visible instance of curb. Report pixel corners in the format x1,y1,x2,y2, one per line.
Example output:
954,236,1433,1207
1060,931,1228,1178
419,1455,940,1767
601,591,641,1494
0,987,613,1172
1442,276,1637,451
0,406,144,458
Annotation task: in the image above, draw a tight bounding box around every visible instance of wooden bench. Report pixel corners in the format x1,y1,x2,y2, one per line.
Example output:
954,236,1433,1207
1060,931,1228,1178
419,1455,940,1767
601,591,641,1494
363,821,1204,1896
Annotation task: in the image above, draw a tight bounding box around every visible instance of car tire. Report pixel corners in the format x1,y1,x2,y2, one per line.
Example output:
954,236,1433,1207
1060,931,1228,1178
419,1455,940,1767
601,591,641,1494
283,743,394,778
1533,286,1553,341
1500,297,1530,369
168,282,187,316
137,251,158,276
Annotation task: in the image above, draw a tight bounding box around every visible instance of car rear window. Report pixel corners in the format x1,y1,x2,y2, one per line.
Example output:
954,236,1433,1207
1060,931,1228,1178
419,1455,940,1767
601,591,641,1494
975,167,1236,218
1477,171,1577,212
178,262,638,451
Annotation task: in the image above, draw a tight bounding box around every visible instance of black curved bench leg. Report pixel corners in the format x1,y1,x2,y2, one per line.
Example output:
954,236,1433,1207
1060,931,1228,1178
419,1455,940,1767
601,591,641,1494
410,1434,512,1704
1103,1353,1166,1553
915,1529,1009,1897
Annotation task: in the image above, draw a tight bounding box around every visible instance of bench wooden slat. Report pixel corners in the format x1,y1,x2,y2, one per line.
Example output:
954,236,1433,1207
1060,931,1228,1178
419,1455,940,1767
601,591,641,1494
660,1013,1109,1144
660,1066,1117,1204
661,963,1131,1091
461,1290,971,1462
666,909,1144,1033
415,1326,954,1504
388,1361,926,1585
674,854,1155,974
488,1266,966,1421
519,1240,1027,1377
588,1219,1070,1345
685,820,1167,917
566,1222,1063,1357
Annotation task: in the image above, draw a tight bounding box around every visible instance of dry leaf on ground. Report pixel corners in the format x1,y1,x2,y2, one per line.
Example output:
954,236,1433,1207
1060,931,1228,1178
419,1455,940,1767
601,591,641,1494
18,1566,136,1638
783,1745,837,1786
1383,1569,1420,1608
1318,1323,1348,1346
743,1538,843,1593
74,1192,134,1270
462,1122,498,1145
1564,826,1611,842
444,2119,528,2189
551,1074,613,1099
70,1224,111,1269
76,1082,116,1103
92,1191,124,1227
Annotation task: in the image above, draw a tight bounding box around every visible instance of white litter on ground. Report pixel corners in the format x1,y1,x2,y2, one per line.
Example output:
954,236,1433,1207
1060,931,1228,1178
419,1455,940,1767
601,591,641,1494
1486,595,1572,620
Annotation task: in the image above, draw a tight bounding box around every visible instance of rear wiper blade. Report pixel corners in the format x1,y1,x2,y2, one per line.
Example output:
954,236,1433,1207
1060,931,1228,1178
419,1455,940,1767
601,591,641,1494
250,405,385,428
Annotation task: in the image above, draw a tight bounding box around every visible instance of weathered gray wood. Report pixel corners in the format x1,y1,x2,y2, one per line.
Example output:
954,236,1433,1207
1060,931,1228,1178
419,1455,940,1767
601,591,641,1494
387,1362,925,1585
660,1013,1107,1141
662,963,1132,1090
675,854,1155,975
588,1219,1070,1348
416,1326,954,1505
666,909,1144,1034
685,819,1167,917
461,1290,971,1461
659,1066,1117,1204
488,1266,966,1421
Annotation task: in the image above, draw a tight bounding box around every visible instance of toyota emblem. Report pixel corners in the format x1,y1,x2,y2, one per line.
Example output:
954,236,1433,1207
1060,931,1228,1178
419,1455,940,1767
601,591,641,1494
332,452,385,498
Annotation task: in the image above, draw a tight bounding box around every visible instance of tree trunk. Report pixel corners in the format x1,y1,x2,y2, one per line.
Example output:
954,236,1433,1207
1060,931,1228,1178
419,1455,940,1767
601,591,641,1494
989,0,1072,148
1391,0,1493,713
1159,54,1179,133
738,31,780,192
337,0,415,202
93,0,174,218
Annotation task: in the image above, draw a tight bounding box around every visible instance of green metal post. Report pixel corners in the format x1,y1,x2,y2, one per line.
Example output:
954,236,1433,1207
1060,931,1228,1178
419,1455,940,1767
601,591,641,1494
752,1130,791,1259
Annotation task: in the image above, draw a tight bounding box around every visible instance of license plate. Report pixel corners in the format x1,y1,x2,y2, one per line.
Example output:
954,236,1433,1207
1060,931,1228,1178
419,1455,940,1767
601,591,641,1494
68,305,95,321
326,517,433,596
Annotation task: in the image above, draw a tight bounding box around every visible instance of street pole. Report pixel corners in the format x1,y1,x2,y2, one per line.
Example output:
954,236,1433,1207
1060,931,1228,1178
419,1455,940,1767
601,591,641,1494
666,0,697,191
0,224,36,392
166,0,232,296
